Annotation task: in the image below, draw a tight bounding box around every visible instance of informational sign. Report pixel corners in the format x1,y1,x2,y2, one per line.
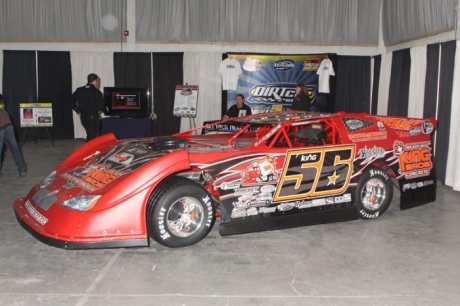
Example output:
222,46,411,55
20,103,53,127
225,54,327,114
173,84,199,117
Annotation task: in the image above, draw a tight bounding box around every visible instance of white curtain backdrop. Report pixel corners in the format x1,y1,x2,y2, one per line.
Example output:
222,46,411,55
408,46,427,118
181,52,222,132
70,52,114,139
377,51,393,115
445,40,460,191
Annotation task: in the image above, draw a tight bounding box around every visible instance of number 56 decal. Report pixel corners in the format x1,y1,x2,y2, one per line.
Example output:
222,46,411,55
273,145,355,202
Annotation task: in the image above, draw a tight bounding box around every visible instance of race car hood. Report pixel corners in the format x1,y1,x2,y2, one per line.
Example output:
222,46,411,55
30,137,195,210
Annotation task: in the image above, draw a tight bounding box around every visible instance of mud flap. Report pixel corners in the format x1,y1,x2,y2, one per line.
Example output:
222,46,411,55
400,184,436,210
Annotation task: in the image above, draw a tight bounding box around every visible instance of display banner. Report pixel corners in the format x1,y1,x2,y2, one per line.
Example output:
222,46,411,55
19,102,53,127
226,54,326,114
173,84,199,117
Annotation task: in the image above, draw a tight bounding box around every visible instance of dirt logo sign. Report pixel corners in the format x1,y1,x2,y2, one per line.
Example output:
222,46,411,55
393,141,433,179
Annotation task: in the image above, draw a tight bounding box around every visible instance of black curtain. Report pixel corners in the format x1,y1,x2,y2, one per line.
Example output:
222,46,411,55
387,49,411,116
113,52,152,87
435,40,456,184
2,50,37,141
334,56,371,113
423,43,440,119
37,51,73,139
371,55,381,115
152,53,183,136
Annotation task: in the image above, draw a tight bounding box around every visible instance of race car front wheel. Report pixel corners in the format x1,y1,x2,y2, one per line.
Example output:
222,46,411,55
147,176,215,248
355,167,393,219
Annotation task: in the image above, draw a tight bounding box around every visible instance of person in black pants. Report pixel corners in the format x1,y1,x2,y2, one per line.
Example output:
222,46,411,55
71,73,107,142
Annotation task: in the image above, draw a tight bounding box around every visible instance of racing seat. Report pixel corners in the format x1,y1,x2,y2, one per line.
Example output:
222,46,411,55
288,123,326,145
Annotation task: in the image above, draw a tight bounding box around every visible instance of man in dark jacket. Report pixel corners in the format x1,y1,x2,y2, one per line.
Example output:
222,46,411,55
71,73,107,142
0,94,28,177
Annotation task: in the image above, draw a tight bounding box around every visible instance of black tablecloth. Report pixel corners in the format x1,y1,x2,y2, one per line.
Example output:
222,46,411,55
100,118,158,139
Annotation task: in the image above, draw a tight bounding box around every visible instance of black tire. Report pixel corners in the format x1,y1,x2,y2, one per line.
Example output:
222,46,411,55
355,166,393,219
147,176,215,248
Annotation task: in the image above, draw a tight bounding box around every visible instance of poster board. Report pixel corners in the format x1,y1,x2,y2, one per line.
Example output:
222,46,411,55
173,84,199,117
20,102,53,127
224,54,327,114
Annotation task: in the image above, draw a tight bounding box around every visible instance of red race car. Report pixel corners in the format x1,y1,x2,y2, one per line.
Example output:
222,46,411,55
14,111,437,249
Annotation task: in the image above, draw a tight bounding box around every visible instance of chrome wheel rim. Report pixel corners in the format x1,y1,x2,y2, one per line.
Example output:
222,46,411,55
361,178,386,211
166,197,204,237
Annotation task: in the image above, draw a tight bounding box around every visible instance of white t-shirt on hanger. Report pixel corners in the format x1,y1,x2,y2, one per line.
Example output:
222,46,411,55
317,58,335,93
218,58,242,91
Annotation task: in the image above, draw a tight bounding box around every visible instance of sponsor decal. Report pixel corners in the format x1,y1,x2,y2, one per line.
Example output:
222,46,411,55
203,195,213,228
234,187,260,196
377,121,385,131
158,207,170,240
107,152,134,165
421,120,434,134
247,82,316,105
409,127,421,136
342,118,374,133
260,185,276,193
378,117,434,137
220,182,241,190
358,145,386,160
295,200,313,209
393,141,433,179
302,58,321,71
231,209,247,218
403,180,434,192
62,164,123,192
254,125,281,147
424,180,434,186
241,156,278,185
247,207,259,216
359,210,379,219
312,198,327,206
274,59,295,72
335,193,351,203
277,203,295,211
378,117,422,130
274,145,355,202
348,131,387,142
25,200,48,225
370,169,389,180
243,57,266,71
259,207,277,214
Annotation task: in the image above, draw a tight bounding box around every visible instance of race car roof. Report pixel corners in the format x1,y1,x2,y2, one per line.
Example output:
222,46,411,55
226,111,333,126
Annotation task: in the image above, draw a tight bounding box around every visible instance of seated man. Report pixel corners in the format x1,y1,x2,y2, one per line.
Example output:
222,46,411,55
223,94,252,119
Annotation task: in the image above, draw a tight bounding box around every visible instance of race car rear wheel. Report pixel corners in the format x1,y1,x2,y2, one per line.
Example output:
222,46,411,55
147,176,215,248
355,167,393,219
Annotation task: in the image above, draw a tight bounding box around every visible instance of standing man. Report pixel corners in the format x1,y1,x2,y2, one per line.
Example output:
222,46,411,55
0,94,28,177
223,94,252,119
71,73,107,142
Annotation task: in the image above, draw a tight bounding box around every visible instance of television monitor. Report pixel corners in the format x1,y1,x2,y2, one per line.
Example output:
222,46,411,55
104,87,150,118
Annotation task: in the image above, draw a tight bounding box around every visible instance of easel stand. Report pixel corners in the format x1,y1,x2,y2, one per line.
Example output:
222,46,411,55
20,127,55,147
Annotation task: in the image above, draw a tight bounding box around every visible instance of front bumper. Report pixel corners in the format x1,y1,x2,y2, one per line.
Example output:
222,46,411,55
14,198,149,250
